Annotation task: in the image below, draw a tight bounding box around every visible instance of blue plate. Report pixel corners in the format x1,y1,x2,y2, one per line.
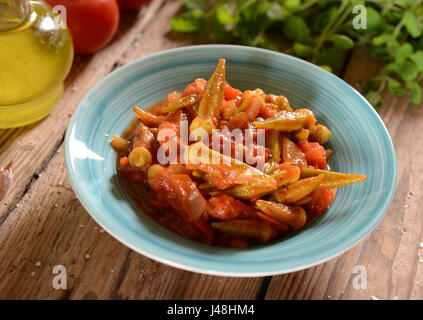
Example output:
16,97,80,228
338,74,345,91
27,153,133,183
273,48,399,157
64,45,397,276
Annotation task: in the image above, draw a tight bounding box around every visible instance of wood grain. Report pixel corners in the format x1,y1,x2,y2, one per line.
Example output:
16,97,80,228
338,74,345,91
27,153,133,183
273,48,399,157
264,48,423,300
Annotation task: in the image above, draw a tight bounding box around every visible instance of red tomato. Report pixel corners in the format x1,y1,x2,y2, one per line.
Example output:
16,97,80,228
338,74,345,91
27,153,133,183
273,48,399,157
45,0,119,55
260,103,279,119
167,174,207,222
307,188,337,218
298,140,327,169
149,170,207,222
118,0,151,10
224,84,242,101
222,100,237,120
182,79,206,97
207,194,252,220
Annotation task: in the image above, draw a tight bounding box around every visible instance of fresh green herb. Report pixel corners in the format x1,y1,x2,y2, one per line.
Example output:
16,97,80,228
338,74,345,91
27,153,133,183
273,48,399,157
171,0,423,109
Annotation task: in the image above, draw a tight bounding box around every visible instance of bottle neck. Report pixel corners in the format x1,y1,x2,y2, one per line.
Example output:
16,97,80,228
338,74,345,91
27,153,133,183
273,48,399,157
0,0,30,32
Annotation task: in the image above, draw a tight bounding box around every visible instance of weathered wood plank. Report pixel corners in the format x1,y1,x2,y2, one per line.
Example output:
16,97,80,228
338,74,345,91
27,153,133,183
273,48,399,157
265,47,423,300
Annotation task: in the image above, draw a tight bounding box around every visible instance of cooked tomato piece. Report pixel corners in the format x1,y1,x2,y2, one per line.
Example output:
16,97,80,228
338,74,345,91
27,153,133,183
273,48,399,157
149,169,206,221
120,156,129,166
167,91,181,104
260,103,279,119
298,140,327,169
278,162,301,184
207,194,253,220
245,95,262,120
167,174,207,221
182,79,207,97
229,112,249,129
157,121,179,146
222,100,237,120
307,188,337,218
224,84,242,101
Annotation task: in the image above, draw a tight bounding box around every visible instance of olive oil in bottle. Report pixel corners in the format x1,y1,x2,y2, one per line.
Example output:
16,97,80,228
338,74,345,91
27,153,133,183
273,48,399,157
0,0,73,128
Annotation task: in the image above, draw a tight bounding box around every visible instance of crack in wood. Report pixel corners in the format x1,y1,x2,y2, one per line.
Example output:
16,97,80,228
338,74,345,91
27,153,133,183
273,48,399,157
110,250,132,298
303,265,319,299
257,276,271,300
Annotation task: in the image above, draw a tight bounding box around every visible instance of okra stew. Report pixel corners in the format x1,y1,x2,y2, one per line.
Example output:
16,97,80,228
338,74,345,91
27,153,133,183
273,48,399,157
111,59,366,248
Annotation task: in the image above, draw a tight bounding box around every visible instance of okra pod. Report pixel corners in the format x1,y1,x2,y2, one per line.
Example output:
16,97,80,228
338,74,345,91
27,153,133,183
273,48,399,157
292,196,312,206
300,168,367,188
255,199,307,229
292,128,310,141
253,109,316,132
309,124,331,144
272,174,325,204
190,59,226,136
211,219,277,243
128,147,153,168
199,182,214,191
275,95,293,112
147,164,165,180
161,94,200,113
267,130,281,163
270,169,287,181
255,211,289,231
110,135,129,152
221,180,279,200
265,94,293,112
262,160,280,175
133,106,165,127
185,142,277,191
192,169,205,179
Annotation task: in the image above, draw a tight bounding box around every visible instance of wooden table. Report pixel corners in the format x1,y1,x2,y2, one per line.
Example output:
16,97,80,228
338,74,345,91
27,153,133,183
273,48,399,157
1,0,422,300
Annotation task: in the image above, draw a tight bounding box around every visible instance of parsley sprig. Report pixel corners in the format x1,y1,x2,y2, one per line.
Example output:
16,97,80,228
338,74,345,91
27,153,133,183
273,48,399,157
171,0,423,109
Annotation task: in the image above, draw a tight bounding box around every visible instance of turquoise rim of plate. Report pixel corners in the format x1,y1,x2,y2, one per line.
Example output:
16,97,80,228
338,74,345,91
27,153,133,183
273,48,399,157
64,44,397,277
